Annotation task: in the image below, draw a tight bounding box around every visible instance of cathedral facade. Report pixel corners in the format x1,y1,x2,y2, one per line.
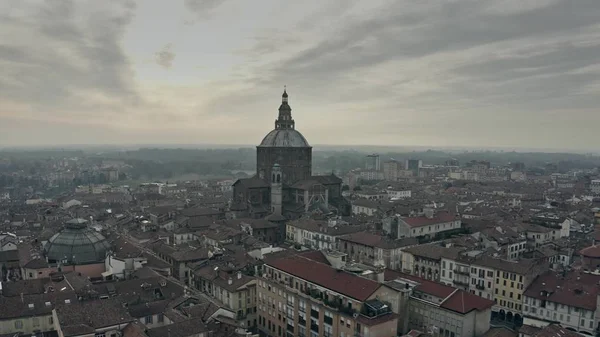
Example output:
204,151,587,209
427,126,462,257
231,89,349,220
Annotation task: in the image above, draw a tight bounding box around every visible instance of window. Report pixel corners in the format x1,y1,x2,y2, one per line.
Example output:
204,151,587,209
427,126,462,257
157,314,164,323
145,315,153,324
32,317,39,327
14,320,23,329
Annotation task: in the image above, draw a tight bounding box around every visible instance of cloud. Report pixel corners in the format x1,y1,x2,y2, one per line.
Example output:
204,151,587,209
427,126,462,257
2,0,600,149
0,0,139,124
184,0,229,19
155,44,176,69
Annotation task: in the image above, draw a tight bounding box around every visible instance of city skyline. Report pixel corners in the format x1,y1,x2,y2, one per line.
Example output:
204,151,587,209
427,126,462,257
1,0,600,149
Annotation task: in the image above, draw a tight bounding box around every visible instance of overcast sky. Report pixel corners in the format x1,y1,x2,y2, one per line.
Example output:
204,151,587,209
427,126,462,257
1,0,599,150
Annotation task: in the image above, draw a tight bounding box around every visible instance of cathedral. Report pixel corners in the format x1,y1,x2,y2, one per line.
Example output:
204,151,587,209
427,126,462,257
231,89,350,220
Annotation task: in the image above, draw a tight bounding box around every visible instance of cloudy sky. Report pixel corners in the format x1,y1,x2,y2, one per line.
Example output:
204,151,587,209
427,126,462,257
1,0,599,150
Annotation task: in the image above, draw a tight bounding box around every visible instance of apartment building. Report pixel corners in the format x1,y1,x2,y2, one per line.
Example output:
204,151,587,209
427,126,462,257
191,267,258,329
385,273,494,337
475,227,527,261
394,210,461,239
439,256,496,302
286,219,365,251
351,199,381,216
337,232,417,270
522,271,600,335
402,244,465,282
523,223,569,249
258,251,399,337
440,254,547,325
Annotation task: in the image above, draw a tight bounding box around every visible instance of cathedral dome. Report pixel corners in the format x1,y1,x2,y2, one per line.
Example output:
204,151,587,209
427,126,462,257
259,129,310,148
45,219,111,264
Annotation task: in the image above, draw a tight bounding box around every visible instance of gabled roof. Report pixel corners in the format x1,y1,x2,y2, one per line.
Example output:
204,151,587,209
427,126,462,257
440,289,495,314
266,254,380,301
312,174,342,185
523,271,600,311
339,231,417,249
401,212,458,228
233,176,269,189
384,269,494,314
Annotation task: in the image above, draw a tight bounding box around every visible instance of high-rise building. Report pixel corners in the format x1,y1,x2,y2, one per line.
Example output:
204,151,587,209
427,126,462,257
405,159,422,175
366,154,381,171
383,160,401,181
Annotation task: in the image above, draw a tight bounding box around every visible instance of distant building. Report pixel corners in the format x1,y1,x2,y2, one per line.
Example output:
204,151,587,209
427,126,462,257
383,160,402,181
405,159,422,176
591,179,600,194
445,158,460,167
366,154,381,171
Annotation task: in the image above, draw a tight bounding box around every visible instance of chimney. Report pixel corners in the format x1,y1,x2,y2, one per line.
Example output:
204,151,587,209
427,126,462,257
228,277,233,285
237,271,242,280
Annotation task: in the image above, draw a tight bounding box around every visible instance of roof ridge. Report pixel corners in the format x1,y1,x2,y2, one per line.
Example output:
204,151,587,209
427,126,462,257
440,288,459,306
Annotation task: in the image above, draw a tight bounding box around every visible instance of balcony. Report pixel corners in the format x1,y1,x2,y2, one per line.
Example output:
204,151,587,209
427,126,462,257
454,269,469,276
476,284,485,290
453,279,469,287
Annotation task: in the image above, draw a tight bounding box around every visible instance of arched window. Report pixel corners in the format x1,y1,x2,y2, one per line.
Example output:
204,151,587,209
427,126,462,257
277,174,281,183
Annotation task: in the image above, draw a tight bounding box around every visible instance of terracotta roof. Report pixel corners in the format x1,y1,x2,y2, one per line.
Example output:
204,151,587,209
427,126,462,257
518,324,542,337
440,289,495,314
401,212,457,228
402,244,464,261
482,327,518,337
580,244,600,258
298,250,331,265
523,271,600,311
384,269,455,299
56,299,134,336
384,269,494,314
146,319,209,337
339,232,418,249
472,256,541,275
534,324,581,337
266,254,380,301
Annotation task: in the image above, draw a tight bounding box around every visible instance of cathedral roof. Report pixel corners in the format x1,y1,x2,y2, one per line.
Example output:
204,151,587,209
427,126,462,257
259,129,310,148
259,88,311,148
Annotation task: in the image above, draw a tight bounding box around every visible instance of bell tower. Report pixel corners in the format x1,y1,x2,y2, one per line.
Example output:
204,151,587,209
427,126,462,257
271,163,282,216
